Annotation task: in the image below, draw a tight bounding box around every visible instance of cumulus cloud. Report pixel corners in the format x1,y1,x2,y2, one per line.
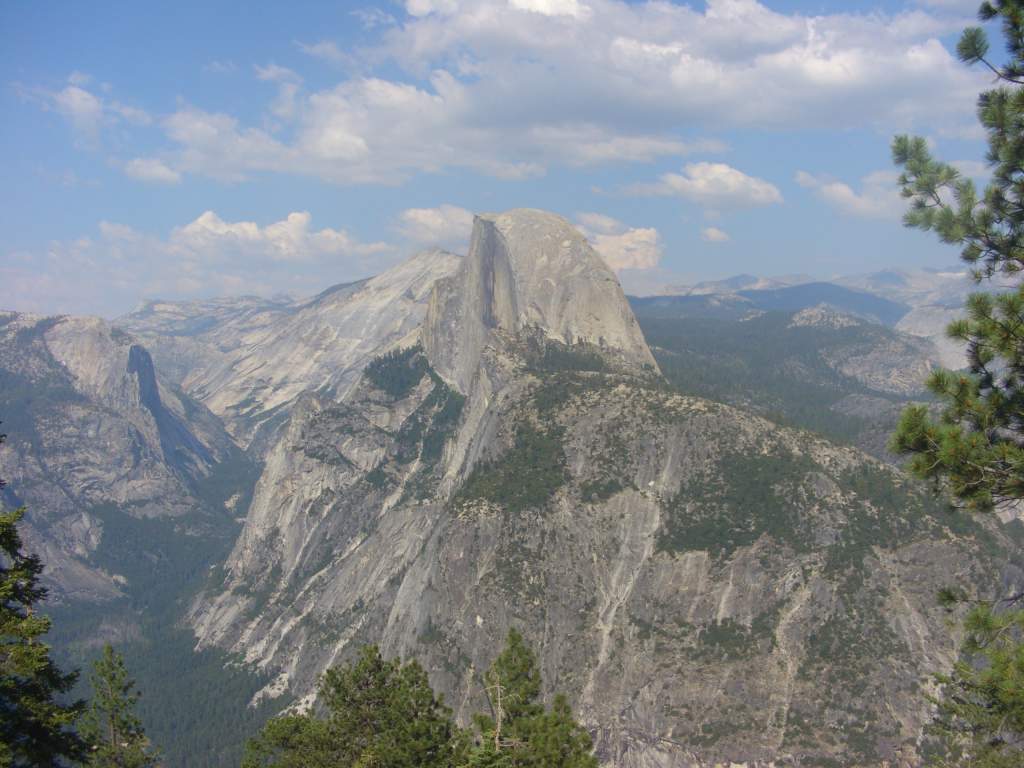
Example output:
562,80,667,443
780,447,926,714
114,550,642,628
630,162,783,208
23,74,150,145
796,169,903,219
396,204,474,250
0,212,393,317
701,226,730,242
576,213,662,271
76,0,980,185
123,157,181,184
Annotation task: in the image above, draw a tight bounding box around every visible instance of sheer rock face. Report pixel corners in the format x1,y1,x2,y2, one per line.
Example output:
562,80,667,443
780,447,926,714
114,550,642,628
119,249,461,450
0,312,238,600
189,210,1012,767
423,210,657,395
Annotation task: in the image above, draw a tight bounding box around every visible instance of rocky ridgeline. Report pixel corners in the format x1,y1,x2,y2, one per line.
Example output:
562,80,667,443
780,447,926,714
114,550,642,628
186,210,1017,767
119,249,461,451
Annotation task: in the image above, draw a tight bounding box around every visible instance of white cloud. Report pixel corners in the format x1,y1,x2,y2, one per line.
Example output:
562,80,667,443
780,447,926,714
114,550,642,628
630,162,783,208
576,213,661,271
701,226,730,242
173,210,389,261
52,85,104,138
255,63,301,83
508,0,590,19
396,205,474,250
31,1,991,185
124,157,181,184
796,169,903,219
26,74,150,144
0,213,393,317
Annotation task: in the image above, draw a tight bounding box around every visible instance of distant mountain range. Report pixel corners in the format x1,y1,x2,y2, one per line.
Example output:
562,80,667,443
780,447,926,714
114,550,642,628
651,265,996,370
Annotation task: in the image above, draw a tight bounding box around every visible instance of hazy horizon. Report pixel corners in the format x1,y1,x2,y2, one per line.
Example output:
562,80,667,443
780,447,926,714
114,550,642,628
1,0,995,316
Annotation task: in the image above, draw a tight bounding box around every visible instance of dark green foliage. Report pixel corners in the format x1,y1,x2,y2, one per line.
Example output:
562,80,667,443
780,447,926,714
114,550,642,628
46,503,278,768
365,346,430,399
243,645,465,768
524,339,607,374
0,502,85,767
243,633,598,768
891,302,1024,510
656,449,818,558
469,630,597,768
890,5,1024,764
455,422,568,513
928,602,1024,768
80,644,158,767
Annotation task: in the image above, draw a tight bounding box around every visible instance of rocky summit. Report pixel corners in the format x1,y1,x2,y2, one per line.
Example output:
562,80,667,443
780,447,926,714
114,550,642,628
177,209,1018,766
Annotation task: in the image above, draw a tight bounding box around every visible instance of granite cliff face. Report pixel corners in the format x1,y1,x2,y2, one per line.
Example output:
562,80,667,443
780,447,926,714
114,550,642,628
190,210,1016,766
119,250,460,450
423,209,656,394
0,312,242,601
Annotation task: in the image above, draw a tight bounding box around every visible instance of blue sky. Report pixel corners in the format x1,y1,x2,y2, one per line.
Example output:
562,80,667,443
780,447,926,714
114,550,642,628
0,0,997,316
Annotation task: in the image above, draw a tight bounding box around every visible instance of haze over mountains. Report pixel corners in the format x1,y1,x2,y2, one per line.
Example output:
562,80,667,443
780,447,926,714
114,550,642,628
3,210,1021,766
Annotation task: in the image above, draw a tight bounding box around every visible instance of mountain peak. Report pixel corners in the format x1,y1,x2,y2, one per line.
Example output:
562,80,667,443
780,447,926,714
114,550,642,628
423,208,656,393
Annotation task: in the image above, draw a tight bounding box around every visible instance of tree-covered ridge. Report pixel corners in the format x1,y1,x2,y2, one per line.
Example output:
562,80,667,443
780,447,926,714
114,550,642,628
635,309,930,456
454,420,568,514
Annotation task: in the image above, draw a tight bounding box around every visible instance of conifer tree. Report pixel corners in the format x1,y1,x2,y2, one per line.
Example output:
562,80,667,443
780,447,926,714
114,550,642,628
890,2,1024,764
243,644,464,768
0,429,85,767
80,644,159,768
469,629,597,768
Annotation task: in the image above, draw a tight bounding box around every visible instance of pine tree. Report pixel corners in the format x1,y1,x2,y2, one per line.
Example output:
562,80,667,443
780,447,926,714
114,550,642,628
243,645,464,768
80,644,159,768
890,2,1024,764
469,629,597,768
0,429,85,767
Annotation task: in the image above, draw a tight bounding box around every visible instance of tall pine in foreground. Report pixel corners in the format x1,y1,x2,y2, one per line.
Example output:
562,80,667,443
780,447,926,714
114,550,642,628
0,429,85,767
891,2,1024,764
80,644,159,768
243,645,465,768
468,629,596,768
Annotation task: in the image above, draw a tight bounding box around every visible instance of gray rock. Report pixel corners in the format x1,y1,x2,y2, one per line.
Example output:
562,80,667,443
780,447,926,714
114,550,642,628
189,210,1011,766
0,312,239,600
